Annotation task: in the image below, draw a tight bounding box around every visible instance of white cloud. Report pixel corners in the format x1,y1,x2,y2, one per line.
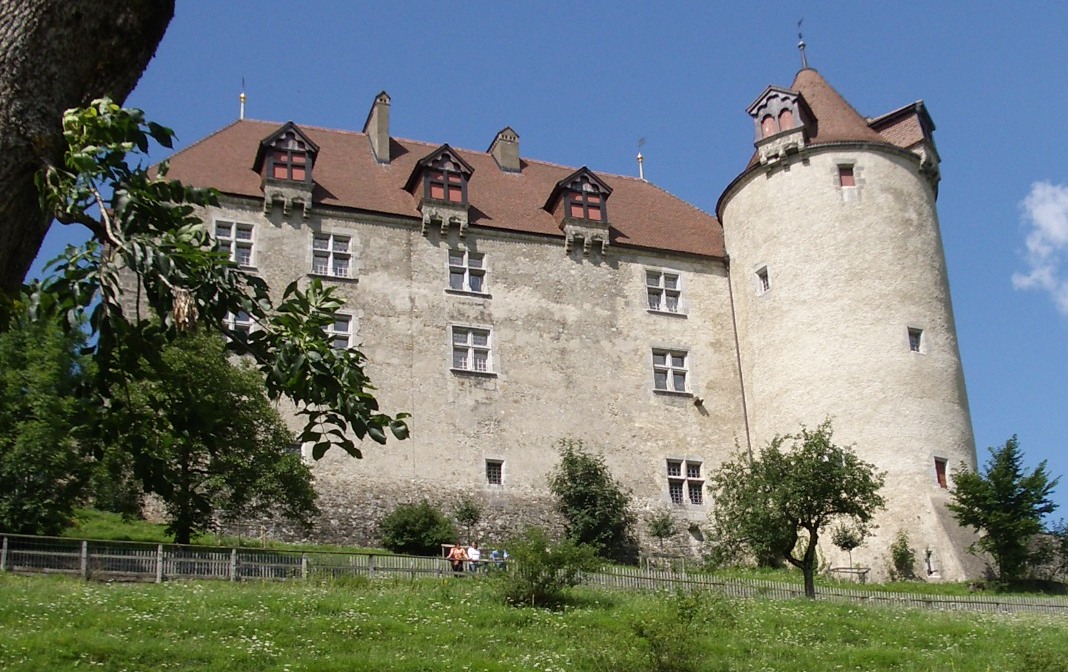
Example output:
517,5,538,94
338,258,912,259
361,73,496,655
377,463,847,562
1013,181,1068,315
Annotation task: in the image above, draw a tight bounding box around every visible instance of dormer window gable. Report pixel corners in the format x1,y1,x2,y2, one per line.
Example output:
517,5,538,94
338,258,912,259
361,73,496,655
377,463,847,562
545,168,613,223
747,86,807,143
254,122,319,184
405,145,474,206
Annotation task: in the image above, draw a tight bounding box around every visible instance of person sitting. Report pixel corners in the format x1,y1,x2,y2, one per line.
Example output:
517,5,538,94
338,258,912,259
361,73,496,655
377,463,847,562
446,541,467,575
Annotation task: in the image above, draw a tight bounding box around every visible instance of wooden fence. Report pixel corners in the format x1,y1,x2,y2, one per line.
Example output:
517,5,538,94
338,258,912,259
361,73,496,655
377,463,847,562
4,533,1068,616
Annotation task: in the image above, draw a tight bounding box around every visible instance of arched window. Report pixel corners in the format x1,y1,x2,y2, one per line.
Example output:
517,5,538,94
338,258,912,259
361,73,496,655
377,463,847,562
778,108,794,131
761,115,777,138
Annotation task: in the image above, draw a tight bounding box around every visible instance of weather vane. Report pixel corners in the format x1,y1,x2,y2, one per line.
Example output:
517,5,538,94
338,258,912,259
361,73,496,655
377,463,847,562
798,19,809,69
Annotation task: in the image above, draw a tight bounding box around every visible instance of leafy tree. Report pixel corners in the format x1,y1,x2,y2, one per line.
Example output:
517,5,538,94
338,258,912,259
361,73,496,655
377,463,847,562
0,317,92,534
647,510,679,550
0,0,174,293
453,495,483,543
831,524,864,568
378,500,456,556
10,99,407,460
707,420,886,598
105,332,318,544
548,438,638,564
496,526,600,608
948,435,1059,582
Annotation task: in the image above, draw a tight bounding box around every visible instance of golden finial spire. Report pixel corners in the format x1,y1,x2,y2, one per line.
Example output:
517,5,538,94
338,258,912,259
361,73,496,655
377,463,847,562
798,19,809,69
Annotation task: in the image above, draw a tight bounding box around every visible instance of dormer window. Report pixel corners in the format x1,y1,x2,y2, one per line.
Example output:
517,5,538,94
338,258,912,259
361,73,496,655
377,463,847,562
255,122,319,185
271,145,307,181
748,86,805,141
406,145,474,208
426,164,465,204
548,170,611,223
568,183,604,221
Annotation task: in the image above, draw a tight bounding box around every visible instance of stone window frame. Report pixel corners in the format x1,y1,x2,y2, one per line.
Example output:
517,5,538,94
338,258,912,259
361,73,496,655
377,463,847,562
908,327,924,354
224,310,254,337
933,457,949,489
652,348,689,395
755,265,770,295
646,268,684,315
451,325,495,376
447,248,487,295
312,232,353,279
666,458,705,506
326,313,355,351
215,219,255,268
485,459,504,486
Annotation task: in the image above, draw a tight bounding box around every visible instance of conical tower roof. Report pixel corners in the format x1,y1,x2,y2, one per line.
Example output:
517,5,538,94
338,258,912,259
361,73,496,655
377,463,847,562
789,68,885,145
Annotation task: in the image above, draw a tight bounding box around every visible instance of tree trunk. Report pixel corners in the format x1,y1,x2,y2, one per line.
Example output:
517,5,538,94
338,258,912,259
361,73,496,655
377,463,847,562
0,0,174,293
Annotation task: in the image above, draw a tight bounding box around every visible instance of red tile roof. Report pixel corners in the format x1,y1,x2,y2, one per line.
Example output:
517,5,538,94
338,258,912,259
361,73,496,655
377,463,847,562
163,120,724,259
744,68,917,170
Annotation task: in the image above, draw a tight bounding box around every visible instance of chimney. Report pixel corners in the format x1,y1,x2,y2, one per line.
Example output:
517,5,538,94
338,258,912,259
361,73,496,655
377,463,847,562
363,91,391,164
488,127,520,172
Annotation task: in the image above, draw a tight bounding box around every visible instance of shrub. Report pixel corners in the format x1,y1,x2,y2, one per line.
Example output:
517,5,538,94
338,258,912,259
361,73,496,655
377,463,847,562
496,526,601,608
889,529,917,580
625,590,737,672
548,438,638,564
378,500,456,556
453,495,483,542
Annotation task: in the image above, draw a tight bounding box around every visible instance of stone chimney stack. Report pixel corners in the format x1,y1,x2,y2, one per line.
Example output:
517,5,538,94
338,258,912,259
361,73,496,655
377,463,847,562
488,127,520,172
363,91,391,164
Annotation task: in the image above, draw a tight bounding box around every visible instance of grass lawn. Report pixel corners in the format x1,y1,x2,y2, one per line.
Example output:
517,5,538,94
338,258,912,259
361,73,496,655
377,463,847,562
1,572,1066,671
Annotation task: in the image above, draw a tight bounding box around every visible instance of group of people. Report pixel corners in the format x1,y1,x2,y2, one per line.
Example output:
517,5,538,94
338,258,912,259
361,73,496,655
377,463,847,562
446,541,508,574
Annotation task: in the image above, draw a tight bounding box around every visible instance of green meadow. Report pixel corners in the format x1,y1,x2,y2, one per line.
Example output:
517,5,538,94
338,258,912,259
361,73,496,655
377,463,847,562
2,572,1067,672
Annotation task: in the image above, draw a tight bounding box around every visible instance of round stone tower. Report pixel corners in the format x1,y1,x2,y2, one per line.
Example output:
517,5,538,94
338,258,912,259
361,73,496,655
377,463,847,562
717,68,979,580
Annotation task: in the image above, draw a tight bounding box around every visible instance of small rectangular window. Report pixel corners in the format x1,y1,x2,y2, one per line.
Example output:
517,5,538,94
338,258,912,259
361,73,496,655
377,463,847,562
327,314,353,351
934,458,948,489
312,233,352,278
215,220,254,268
452,326,493,373
486,460,503,486
666,458,704,506
908,327,923,353
839,165,856,188
647,270,681,313
756,266,770,295
652,349,688,392
447,250,487,294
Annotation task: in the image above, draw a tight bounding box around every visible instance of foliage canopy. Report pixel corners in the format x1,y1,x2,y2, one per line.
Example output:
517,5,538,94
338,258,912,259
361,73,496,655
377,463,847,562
948,435,1059,582
548,438,638,564
378,500,457,556
0,318,92,534
104,333,318,544
708,420,886,598
12,99,407,462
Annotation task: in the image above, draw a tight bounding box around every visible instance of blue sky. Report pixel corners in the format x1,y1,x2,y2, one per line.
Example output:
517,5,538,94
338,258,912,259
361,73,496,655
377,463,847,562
31,2,1068,514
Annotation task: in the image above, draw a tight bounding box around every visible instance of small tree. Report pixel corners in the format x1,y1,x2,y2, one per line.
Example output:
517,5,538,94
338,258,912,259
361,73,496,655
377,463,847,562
379,500,456,556
0,318,92,534
948,435,1059,582
496,526,600,608
548,438,638,564
647,510,679,551
453,495,483,543
831,524,864,568
707,420,886,598
888,530,917,580
104,333,318,544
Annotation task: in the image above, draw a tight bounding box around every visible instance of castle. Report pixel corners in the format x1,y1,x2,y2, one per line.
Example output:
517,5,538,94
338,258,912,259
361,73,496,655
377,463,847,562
164,66,980,580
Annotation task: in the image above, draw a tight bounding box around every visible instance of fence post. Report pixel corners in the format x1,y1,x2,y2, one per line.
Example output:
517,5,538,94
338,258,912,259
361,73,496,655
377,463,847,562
1,535,7,572
410,558,415,580
368,554,375,578
156,544,164,583
80,540,88,580
301,553,308,580
230,548,238,581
